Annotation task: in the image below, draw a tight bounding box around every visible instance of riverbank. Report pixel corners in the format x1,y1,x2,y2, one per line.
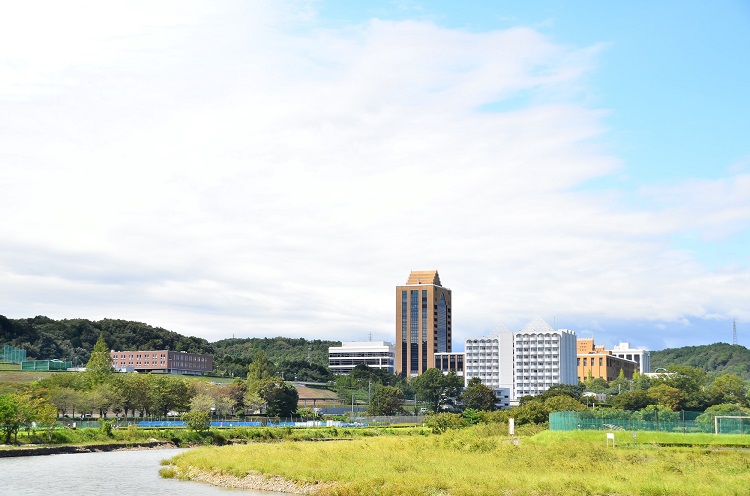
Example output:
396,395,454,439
0,440,175,457
165,465,335,494
166,425,750,495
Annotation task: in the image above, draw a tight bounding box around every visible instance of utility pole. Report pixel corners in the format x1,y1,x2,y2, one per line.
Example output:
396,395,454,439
733,319,737,346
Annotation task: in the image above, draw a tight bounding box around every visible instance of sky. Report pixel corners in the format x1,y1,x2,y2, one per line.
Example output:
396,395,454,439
2,1,749,352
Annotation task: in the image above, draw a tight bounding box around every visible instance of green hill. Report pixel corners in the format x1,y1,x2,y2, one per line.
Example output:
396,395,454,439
651,342,750,380
0,315,339,379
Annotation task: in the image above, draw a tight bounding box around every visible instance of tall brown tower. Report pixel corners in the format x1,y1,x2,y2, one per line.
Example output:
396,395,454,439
395,270,452,377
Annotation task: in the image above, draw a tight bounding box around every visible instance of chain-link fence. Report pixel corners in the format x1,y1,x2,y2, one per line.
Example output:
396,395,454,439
2,344,26,364
550,410,750,434
59,414,428,430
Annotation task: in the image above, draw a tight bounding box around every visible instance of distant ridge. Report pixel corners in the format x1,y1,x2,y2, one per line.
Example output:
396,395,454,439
651,342,750,380
0,315,338,378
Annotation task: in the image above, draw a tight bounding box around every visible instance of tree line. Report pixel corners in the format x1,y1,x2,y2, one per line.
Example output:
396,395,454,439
0,315,338,380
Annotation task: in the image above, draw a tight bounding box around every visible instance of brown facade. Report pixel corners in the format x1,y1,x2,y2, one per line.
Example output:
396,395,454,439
395,270,452,377
434,352,464,376
577,338,606,354
110,350,213,375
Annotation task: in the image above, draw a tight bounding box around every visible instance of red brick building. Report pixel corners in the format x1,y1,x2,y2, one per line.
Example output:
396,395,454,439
110,350,213,375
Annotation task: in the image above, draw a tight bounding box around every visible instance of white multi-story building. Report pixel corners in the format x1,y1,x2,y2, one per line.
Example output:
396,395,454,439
464,332,514,409
513,318,577,399
328,341,395,374
611,342,650,374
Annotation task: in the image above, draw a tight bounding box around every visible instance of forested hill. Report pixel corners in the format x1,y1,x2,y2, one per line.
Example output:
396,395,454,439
0,315,340,378
651,342,750,380
212,337,336,368
0,315,212,366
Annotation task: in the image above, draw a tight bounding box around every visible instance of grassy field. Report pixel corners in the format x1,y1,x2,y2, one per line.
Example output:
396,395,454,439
166,425,750,495
0,370,58,382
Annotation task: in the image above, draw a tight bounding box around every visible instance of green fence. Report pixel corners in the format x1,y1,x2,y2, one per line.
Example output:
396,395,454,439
2,344,26,364
21,360,72,371
550,410,750,434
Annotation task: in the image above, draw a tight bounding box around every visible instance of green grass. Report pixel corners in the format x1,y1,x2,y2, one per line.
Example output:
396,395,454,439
166,425,750,495
535,429,750,447
0,424,415,449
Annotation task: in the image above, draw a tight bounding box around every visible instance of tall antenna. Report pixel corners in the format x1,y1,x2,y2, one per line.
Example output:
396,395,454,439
369,331,372,342
733,319,737,346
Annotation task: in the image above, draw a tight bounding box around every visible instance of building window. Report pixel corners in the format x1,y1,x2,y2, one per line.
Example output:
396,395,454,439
437,293,448,353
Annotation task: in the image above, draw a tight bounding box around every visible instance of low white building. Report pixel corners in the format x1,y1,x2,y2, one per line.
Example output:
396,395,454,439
611,342,651,374
328,341,395,374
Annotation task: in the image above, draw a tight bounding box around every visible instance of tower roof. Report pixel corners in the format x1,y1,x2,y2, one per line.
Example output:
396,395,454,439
521,316,555,333
406,270,441,286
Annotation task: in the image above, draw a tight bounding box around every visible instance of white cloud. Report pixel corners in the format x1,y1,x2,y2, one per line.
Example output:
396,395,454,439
1,1,748,350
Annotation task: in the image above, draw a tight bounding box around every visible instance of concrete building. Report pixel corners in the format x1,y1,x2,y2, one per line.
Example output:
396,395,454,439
611,342,651,374
577,353,637,382
328,341,395,374
434,352,465,377
110,350,212,375
462,318,577,407
514,318,577,398
464,332,514,409
395,270,452,377
577,338,638,382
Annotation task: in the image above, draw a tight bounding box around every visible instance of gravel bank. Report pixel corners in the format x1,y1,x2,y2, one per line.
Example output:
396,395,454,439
173,466,337,494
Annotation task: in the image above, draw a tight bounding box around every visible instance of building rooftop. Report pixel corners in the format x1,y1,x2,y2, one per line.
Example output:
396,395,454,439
405,270,441,286
521,316,556,333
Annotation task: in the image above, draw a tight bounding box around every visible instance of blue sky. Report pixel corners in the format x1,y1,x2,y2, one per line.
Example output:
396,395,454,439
1,1,748,351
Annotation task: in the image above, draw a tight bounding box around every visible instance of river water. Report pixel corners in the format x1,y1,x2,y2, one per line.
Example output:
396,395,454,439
0,448,284,495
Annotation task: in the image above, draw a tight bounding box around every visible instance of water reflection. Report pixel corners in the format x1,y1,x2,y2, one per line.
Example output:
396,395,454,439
0,448,284,495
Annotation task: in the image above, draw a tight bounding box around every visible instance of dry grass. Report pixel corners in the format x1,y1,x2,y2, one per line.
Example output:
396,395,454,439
167,425,750,495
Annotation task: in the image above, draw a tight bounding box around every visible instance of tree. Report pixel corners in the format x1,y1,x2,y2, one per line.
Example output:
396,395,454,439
149,376,191,417
647,384,684,411
411,369,463,413
369,386,405,416
611,389,654,411
543,395,586,413
295,407,320,419
631,371,651,391
224,380,247,415
255,378,299,417
609,369,630,394
247,350,276,383
660,366,708,410
461,378,497,411
511,401,549,426
696,403,750,425
35,401,58,442
86,334,113,385
582,377,608,393
709,374,747,406
0,393,23,443
182,410,210,432
536,383,584,402
47,387,78,416
189,393,215,413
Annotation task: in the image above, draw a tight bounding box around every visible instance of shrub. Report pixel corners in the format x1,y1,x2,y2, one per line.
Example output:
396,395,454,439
182,410,210,432
426,412,466,434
